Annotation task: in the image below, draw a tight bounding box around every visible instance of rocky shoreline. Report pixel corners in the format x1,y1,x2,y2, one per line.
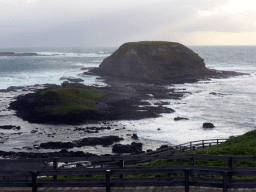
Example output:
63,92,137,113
0,68,244,159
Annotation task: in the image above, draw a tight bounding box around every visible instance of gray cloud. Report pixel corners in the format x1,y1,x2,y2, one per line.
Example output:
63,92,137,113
0,0,254,47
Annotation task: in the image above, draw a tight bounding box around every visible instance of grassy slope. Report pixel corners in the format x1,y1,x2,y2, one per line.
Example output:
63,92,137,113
136,129,256,168
38,88,104,115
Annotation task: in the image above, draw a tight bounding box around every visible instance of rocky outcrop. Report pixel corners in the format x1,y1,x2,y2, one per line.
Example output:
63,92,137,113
174,117,189,121
203,123,215,128
60,77,84,83
39,136,124,149
112,142,143,154
0,125,20,130
93,41,209,82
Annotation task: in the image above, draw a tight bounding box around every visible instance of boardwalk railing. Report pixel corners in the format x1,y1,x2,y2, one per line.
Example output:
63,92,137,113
1,154,256,192
174,138,227,152
141,138,227,157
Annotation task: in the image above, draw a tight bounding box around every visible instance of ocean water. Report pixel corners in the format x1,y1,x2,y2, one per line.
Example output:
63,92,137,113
0,47,114,89
0,46,255,153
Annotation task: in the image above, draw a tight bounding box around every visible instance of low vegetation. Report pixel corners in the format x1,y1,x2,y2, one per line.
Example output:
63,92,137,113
136,129,256,168
37,87,104,115
117,41,177,56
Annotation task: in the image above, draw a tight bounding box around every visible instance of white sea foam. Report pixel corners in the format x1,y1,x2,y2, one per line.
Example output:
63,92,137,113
36,52,110,58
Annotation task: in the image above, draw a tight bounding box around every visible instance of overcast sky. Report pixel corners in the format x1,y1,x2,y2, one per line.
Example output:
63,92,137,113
0,0,256,47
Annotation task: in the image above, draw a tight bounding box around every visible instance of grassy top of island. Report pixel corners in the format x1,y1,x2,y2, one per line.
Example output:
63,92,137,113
10,82,105,121
114,41,179,59
38,87,104,115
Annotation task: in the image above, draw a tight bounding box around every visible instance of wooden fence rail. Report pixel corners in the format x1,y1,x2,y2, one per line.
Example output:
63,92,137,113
174,138,227,152
2,166,256,192
2,153,256,191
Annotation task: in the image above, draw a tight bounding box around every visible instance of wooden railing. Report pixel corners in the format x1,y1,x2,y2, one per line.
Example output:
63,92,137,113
1,154,256,192
141,138,227,156
174,138,227,152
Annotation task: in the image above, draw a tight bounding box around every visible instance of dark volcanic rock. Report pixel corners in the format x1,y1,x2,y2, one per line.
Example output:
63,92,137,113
9,82,175,124
92,41,209,81
112,142,143,154
131,134,138,139
203,123,215,128
0,149,96,159
77,136,123,147
39,136,123,149
60,77,84,83
174,117,189,121
40,142,74,149
0,125,20,130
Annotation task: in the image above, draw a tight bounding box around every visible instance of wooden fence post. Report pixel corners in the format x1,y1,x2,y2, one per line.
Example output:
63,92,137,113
202,140,205,149
217,139,219,145
106,170,111,192
228,157,233,183
185,169,190,192
119,160,124,179
190,155,195,179
223,171,228,192
32,171,38,192
53,158,58,181
190,142,192,151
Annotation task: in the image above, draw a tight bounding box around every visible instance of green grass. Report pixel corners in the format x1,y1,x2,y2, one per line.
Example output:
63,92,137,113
133,129,256,169
115,41,178,58
38,88,104,115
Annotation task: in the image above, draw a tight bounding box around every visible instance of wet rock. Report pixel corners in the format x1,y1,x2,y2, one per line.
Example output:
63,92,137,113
157,128,161,131
154,101,170,105
40,136,124,149
60,77,84,83
0,149,96,159
161,145,169,148
33,145,41,149
78,136,123,147
0,125,20,130
131,134,138,139
112,142,143,154
203,123,215,128
174,117,189,121
40,142,74,149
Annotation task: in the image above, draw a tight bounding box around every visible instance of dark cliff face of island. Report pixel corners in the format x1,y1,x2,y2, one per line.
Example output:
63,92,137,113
92,41,209,82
